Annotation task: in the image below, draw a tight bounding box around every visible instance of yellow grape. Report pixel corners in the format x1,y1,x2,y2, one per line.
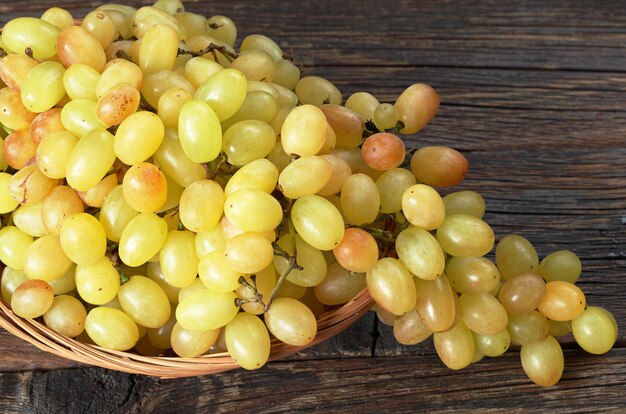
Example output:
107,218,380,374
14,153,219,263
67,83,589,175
205,15,237,47
56,26,107,72
0,54,39,90
66,128,115,191
394,83,440,135
224,232,274,274
395,227,445,280
159,230,199,288
291,195,345,251
314,262,366,306
401,184,445,230
118,275,171,328
226,313,271,370
345,91,379,122
222,120,276,166
273,59,301,90
507,311,549,346
295,76,342,106
179,179,224,232
43,295,87,338
316,154,352,196
281,104,327,156
433,320,475,370
224,189,283,233
376,168,417,214
414,274,458,332
60,99,105,137
340,173,380,225
139,24,179,75
77,173,117,208
157,88,193,128
0,226,33,270
23,234,73,282
2,17,60,59
122,162,168,213
538,250,582,284
96,58,143,98
436,214,495,258
366,257,417,316
153,128,206,188
1,267,28,303
114,111,164,165
48,264,77,295
85,307,139,351
443,190,486,219
141,69,195,109
279,155,332,199
240,33,283,61
230,50,276,82
495,234,539,280
460,293,509,335
81,10,117,49
41,7,74,30
224,158,278,196
237,265,277,315
8,164,57,205
473,329,511,357
96,83,141,127
270,105,294,135
410,146,468,188
21,61,66,113
572,306,618,355
176,289,239,331
520,335,564,387
264,297,317,346
171,322,219,358
99,185,139,242
11,279,54,318
274,233,327,287
119,213,168,267
131,6,186,40
146,262,181,304
198,250,241,292
12,203,47,237
183,57,222,88
445,256,501,294
63,64,100,102
0,173,20,214
75,257,120,305
320,104,365,148
193,68,247,122
178,99,222,163
59,213,107,266
393,308,433,346
36,131,79,179
194,225,226,260
266,141,292,173
221,91,278,130
177,278,205,303
278,279,307,300
372,103,398,131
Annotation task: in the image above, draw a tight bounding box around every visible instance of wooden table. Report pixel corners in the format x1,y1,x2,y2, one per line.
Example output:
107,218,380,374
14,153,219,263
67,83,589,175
1,0,625,412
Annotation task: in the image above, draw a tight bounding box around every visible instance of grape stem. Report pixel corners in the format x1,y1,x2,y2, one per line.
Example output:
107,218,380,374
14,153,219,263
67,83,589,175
359,226,396,243
235,275,265,308
178,43,239,62
263,218,301,312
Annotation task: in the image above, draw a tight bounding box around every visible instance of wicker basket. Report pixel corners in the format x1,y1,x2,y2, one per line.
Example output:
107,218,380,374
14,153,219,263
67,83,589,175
0,286,373,378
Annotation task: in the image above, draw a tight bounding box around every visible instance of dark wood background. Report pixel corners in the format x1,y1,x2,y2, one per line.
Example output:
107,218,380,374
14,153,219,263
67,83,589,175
1,0,625,412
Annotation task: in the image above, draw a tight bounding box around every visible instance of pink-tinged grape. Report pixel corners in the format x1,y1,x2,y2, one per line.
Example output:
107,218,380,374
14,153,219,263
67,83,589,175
81,10,117,49
459,293,508,335
264,297,317,346
77,173,118,208
443,190,486,219
171,322,219,358
433,320,475,370
361,132,406,171
11,279,54,318
498,272,546,315
279,155,332,199
473,329,511,357
1,267,28,303
538,250,582,284
36,131,79,179
0,87,37,131
131,6,186,40
12,203,47,237
20,61,66,113
507,310,549,346
159,230,199,288
139,24,179,75
281,104,327,157
295,76,341,106
40,185,84,235
437,214,495,258
224,232,274,274
66,128,115,191
23,234,73,282
495,234,539,280
193,68,246,122
520,335,564,387
222,120,276,166
75,257,120,305
85,307,139,351
320,104,364,149
410,146,468,188
8,164,57,205
56,26,107,72
0,173,20,214
376,168,416,214
445,257,501,294
394,83,440,135
0,54,39,90
224,189,283,233
224,158,278,196
198,250,241,292
114,111,164,165
43,295,87,338
99,185,139,242
2,17,60,59
395,227,445,281
3,130,37,171
96,83,141,127
122,162,168,213
119,213,168,267
0,226,33,270
401,184,445,230
97,59,143,98
572,306,618,355
313,262,366,306
30,108,65,146
291,195,345,251
178,100,222,163
537,281,586,321
340,173,380,226
366,257,417,316
63,64,100,101
61,99,105,137
316,154,351,197
333,228,379,273
176,289,239,331
179,179,224,232
414,274,457,332
118,275,171,328
225,313,271,370
393,308,432,346
274,234,327,287
59,213,107,266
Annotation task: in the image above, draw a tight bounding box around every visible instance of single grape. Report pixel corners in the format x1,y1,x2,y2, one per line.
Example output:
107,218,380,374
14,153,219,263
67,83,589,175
225,313,271,370
264,297,317,346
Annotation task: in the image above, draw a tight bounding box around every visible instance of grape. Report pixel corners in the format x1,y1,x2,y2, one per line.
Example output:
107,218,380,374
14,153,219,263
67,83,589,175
12,203,46,238
27,107,63,146
520,335,564,387
59,213,107,266
340,173,380,225
171,322,219,358
141,69,194,109
507,310,549,346
205,15,237,47
96,5,135,40
153,128,206,188
224,232,274,274
332,228,379,273
176,288,239,331
0,226,33,270
3,130,35,171
56,25,107,72
361,132,406,171
264,297,317,346
278,279,307,300
96,59,143,99
281,104,327,157
414,274,457,332
237,265,277,315
20,61,66,113
0,87,37,131
1,266,28,303
538,250,582,284
372,103,398,132
8,164,58,206
48,264,77,296
401,184,445,230
85,307,139,351
158,230,199,289
291,195,345,251
63,63,100,101
99,185,139,243
394,83,440,135
437,214,495,258
122,162,168,213
195,224,226,259
198,250,240,292
320,104,365,149
139,24,179,75
1,17,60,60
495,234,539,280
473,329,511,357
0,173,20,214
96,83,141,127
146,262,180,304
36,131,79,179
443,190,486,218
119,213,168,267
225,313,271,370
395,227,445,280
498,272,546,314
81,10,117,49
114,111,164,165
366,257,417,316
279,155,332,199
410,146,468,187
40,185,84,235
179,179,225,232
194,68,247,122
345,91,379,121
274,233,327,287
222,120,276,166
548,319,571,338
315,154,351,196
77,173,118,208
11,279,54,319
375,168,416,214
433,320,475,370
174,12,207,41
230,50,276,82
393,308,432,345
61,99,105,137
445,257,501,294
273,60,301,90
0,54,39,91
118,275,171,329
146,305,177,349
66,128,115,191
23,234,73,282
131,6,186,40
459,293,508,335
41,7,74,30
178,100,222,163
43,295,87,338
224,158,278,196
295,76,342,106
537,281,586,321
314,262,366,306
572,306,618,354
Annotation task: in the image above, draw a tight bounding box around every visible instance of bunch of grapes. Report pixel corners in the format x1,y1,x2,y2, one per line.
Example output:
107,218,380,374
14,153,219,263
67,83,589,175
0,0,617,384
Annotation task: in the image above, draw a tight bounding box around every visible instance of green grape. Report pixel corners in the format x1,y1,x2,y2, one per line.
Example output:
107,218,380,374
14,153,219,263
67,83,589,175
394,83,440,135
132,5,186,40
157,88,193,128
445,256,501,294
295,76,342,106
174,12,207,41
240,33,283,61
345,91,380,122
332,228,378,273
291,195,345,251
1,266,28,303
114,111,164,165
40,185,84,235
266,140,292,173
224,189,283,233
272,59,301,90
221,91,278,130
0,54,39,90
141,69,194,109
96,59,143,98
538,250,582,284
23,234,73,282
226,312,271,370
548,319,571,338
178,99,222,163
59,213,107,266
20,61,65,113
376,168,416,214
153,128,206,188
85,307,139,351
11,279,54,318
0,87,36,131
459,293,508,335
56,25,107,72
118,275,171,328
0,173,20,214
264,297,317,346
63,63,100,101
96,4,136,40
572,306,618,354
8,164,57,206
193,68,247,121
498,272,546,314
443,190,486,218
3,130,37,170
159,230,199,288
77,173,118,208
66,128,115,191
340,173,380,225
313,262,366,306
279,155,332,199
224,232,274,274
273,83,299,107
401,184,445,230
81,10,117,49
281,104,327,156
99,185,139,242
274,233,327,287
205,15,237,47
48,264,76,295
224,158,278,196
433,320,475,370
230,50,276,82
392,308,432,345
372,103,398,132
410,146,468,188
96,82,141,127
0,226,33,270
153,0,184,14
41,7,74,30
395,227,445,280
179,179,224,232
43,295,87,338
495,234,539,280
176,288,238,331
139,24,179,75
520,335,564,387
122,162,168,213
119,213,168,267
171,322,219,358
537,281,585,321
320,104,364,148
2,17,60,59
146,262,180,304
270,105,294,135
146,304,177,349
473,329,511,357
222,120,276,166
198,250,240,292
366,257,417,316
414,274,457,332
507,310,549,346
437,214,495,258
36,131,79,179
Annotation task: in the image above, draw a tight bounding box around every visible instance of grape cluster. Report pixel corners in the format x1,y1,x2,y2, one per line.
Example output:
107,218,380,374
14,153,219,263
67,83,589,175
0,0,618,383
